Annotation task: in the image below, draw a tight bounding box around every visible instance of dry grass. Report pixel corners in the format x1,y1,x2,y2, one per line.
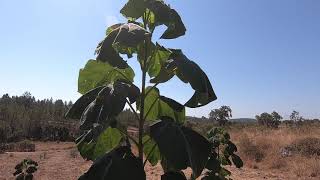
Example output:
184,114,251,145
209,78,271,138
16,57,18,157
230,124,320,178
0,125,319,179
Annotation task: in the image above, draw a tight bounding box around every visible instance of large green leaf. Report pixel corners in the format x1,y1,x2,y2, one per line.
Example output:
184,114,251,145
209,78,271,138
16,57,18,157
96,26,127,69
147,43,171,77
65,86,105,120
96,23,150,68
78,60,134,94
231,154,243,168
206,155,221,173
78,81,139,131
150,117,212,178
106,23,123,36
151,49,217,108
138,86,159,121
158,96,185,124
146,0,186,39
120,0,186,39
137,87,185,123
149,65,175,83
143,135,161,166
113,23,149,47
76,127,122,160
120,0,146,19
137,41,170,78
68,81,139,160
79,146,146,180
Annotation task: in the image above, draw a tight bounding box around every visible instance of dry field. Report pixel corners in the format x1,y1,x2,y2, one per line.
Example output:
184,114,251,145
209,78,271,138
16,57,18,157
0,125,319,180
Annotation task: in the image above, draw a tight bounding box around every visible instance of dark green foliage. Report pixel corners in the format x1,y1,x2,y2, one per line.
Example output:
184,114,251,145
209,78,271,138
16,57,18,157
290,110,302,122
151,49,217,107
256,111,282,128
146,0,186,39
120,0,186,39
150,117,212,178
79,145,146,180
202,128,243,180
66,87,105,120
96,23,150,69
70,82,139,131
136,86,185,123
209,106,232,126
76,127,123,161
121,0,146,19
67,81,140,160
13,159,38,180
143,135,161,166
231,154,243,168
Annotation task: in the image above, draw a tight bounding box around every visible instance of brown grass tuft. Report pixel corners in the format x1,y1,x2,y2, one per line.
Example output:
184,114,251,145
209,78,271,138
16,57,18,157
285,137,320,157
229,124,320,178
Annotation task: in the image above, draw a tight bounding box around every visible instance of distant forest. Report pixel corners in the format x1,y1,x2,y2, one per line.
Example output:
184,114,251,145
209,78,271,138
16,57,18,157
0,92,207,143
0,92,140,143
0,92,74,142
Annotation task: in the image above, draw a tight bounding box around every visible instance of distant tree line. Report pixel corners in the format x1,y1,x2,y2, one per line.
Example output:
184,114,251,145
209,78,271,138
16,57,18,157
0,92,76,142
1,93,319,143
0,92,140,143
206,106,320,129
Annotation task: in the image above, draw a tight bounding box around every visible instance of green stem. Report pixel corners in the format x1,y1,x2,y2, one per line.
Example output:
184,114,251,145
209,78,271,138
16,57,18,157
139,70,146,164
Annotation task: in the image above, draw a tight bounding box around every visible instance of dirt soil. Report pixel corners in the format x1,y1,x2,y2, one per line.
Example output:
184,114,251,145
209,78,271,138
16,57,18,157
0,141,308,180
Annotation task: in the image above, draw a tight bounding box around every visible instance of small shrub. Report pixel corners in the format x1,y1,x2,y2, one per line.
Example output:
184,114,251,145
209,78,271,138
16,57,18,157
238,136,265,162
0,143,5,154
270,157,287,169
285,137,320,157
203,128,243,180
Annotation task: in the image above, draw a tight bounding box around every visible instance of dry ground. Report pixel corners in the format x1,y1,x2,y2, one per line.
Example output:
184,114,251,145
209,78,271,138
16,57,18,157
230,125,320,180
0,125,319,180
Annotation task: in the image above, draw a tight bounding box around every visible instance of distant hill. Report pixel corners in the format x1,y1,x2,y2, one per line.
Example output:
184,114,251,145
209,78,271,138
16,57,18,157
230,118,256,123
186,116,256,123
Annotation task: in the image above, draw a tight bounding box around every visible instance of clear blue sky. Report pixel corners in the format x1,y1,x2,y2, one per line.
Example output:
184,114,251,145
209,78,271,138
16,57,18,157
1,0,320,119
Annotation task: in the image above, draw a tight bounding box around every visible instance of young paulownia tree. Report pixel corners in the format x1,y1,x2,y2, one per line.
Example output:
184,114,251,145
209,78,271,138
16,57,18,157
13,159,38,180
66,0,242,179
